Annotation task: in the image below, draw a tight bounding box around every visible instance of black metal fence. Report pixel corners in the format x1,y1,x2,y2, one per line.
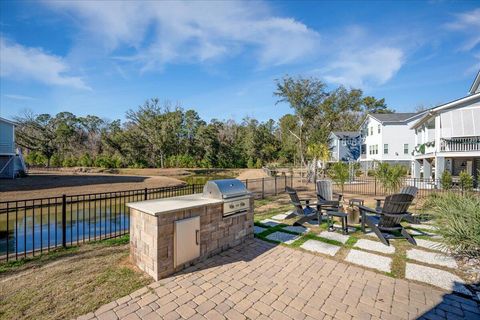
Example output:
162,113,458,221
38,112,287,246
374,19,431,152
0,176,294,262
330,177,479,198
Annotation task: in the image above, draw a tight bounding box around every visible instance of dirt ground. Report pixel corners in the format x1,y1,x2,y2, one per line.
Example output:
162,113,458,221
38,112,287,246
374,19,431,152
236,169,269,180
0,171,186,201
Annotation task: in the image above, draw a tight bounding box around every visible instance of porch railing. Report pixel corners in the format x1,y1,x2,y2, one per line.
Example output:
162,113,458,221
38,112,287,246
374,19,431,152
441,137,480,152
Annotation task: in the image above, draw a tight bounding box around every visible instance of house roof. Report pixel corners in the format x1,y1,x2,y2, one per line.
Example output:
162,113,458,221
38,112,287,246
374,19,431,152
331,131,360,139
411,92,480,129
0,117,16,126
469,70,480,95
369,113,419,123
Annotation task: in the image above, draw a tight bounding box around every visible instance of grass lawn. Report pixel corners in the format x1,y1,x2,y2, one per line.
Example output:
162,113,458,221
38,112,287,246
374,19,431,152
0,236,152,320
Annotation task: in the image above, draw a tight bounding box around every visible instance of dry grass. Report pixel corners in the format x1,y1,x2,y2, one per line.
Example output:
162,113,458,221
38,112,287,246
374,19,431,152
0,237,152,320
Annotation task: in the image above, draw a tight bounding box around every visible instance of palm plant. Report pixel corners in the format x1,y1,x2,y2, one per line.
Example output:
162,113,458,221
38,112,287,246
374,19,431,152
374,162,407,194
307,143,331,178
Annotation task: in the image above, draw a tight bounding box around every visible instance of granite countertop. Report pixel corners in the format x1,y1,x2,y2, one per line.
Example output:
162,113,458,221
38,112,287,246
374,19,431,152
126,193,223,216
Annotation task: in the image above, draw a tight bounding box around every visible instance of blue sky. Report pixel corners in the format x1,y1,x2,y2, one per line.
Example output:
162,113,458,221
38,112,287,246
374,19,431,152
1,1,479,123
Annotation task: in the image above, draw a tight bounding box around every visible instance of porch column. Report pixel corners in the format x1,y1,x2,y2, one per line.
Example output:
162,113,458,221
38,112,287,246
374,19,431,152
423,159,432,180
435,156,445,185
412,159,421,179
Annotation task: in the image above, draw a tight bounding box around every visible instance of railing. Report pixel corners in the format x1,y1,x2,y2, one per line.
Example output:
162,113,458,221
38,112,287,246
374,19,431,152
0,176,294,262
440,137,480,152
0,143,15,154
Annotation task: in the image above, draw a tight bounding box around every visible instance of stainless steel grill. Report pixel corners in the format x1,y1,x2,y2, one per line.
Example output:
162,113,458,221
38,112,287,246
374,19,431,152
203,179,251,217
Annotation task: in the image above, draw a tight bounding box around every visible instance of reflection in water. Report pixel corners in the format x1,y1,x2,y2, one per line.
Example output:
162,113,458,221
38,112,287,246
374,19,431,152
0,201,130,257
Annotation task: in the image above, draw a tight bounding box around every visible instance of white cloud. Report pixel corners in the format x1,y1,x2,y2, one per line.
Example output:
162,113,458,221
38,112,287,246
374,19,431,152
322,47,404,88
446,8,480,51
3,94,36,101
0,38,90,90
43,1,319,70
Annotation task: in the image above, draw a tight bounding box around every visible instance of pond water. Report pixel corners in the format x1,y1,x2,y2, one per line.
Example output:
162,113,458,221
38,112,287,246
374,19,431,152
177,169,236,185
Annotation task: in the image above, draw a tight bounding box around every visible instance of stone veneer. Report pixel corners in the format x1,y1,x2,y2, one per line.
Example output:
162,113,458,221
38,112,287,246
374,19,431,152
130,198,254,280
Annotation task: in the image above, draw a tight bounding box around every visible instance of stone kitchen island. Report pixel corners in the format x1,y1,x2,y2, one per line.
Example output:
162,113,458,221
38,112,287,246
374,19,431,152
127,181,254,281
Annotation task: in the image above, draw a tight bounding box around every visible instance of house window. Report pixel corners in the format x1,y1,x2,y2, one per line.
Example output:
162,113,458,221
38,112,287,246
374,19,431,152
378,125,381,134
342,139,346,146
404,144,409,154
370,127,373,135
384,144,388,154
375,145,379,154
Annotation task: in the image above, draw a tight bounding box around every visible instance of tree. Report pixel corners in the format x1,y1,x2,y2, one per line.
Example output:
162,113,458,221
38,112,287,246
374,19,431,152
328,162,349,195
362,96,394,114
306,143,331,178
15,112,59,166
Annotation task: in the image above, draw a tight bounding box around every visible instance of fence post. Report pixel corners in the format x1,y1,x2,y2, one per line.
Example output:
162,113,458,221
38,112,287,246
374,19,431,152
274,176,277,196
245,179,249,190
62,194,67,248
284,175,287,192
262,178,265,199
144,188,148,200
374,177,377,196
191,184,195,194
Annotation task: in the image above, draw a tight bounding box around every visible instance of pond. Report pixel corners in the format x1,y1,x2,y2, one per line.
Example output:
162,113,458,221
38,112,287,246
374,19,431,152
176,169,237,185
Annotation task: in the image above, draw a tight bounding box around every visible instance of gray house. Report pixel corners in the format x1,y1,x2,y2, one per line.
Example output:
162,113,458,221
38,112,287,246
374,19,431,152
328,131,361,162
0,117,16,178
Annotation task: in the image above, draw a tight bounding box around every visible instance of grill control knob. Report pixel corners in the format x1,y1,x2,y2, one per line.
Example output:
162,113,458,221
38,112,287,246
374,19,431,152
240,202,245,206
229,204,234,209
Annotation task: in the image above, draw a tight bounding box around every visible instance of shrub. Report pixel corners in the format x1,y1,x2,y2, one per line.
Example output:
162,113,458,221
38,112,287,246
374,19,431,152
459,170,473,191
247,157,255,169
328,162,349,194
255,158,262,169
427,192,480,258
62,156,78,167
440,170,452,190
374,162,407,194
24,151,47,166
78,154,94,167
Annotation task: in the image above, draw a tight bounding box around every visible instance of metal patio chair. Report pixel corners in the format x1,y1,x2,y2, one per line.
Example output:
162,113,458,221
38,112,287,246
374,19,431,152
285,187,320,226
359,193,416,246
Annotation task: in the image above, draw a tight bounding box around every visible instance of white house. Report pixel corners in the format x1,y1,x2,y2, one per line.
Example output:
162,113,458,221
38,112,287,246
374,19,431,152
0,117,17,178
328,131,361,162
411,71,480,185
359,112,426,170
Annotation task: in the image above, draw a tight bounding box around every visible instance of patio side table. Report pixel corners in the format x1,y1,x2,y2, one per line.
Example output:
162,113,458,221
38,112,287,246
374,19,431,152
326,211,349,235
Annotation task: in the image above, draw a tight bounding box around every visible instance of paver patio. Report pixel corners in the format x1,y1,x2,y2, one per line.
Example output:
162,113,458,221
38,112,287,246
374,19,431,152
81,239,480,320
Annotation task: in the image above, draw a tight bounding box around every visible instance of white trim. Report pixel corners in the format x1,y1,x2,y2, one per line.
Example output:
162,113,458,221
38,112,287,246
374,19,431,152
0,117,16,126
411,93,480,129
469,70,480,95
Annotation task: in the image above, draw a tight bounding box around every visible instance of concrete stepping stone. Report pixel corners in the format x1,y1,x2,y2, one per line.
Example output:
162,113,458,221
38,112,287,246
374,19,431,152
406,249,457,268
260,219,281,227
332,224,356,233
318,231,350,244
345,249,392,273
405,263,470,295
271,213,288,220
354,239,395,254
265,231,300,244
282,226,309,234
415,239,448,253
254,226,267,234
300,239,341,256
409,223,438,231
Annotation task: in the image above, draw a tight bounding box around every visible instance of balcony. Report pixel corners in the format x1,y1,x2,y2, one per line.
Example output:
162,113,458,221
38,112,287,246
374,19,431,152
412,141,436,156
0,143,15,154
440,137,480,152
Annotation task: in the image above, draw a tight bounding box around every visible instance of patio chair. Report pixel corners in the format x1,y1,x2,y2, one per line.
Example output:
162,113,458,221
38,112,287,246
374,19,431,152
359,193,416,246
316,180,343,214
285,187,320,226
374,186,420,223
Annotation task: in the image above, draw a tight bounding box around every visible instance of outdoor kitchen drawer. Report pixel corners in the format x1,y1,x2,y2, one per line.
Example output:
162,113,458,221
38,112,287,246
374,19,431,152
174,216,200,268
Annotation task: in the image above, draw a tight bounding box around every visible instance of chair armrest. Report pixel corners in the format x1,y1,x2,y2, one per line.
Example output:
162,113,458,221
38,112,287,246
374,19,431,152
318,200,339,206
358,205,377,214
333,193,343,201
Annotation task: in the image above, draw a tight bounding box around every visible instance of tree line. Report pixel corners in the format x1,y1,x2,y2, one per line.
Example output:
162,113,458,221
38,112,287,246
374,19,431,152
15,76,393,169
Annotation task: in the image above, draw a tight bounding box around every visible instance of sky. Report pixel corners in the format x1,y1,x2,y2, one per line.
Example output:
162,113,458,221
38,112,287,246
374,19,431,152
1,0,479,123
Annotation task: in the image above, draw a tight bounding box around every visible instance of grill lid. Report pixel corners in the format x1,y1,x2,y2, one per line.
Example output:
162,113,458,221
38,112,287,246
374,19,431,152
202,179,249,199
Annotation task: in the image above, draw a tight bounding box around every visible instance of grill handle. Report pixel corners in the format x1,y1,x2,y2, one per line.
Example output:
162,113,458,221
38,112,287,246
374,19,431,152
195,230,200,245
